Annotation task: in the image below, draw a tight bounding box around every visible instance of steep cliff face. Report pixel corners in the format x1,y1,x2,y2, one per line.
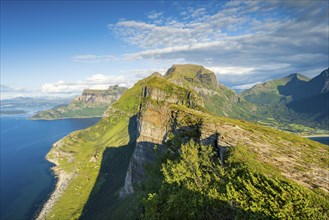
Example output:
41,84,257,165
73,85,126,105
32,85,127,119
122,79,204,195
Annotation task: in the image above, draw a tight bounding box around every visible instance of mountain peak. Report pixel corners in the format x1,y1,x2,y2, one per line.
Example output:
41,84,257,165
164,64,218,89
150,72,163,77
319,68,329,79
108,85,119,90
285,73,310,82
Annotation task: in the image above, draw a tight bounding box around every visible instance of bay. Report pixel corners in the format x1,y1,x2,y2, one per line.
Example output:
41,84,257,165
0,117,101,220
308,136,329,145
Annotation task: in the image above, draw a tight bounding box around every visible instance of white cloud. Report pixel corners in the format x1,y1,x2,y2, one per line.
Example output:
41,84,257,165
211,66,255,75
231,82,263,90
72,55,114,63
190,8,206,18
147,11,163,20
105,0,328,87
0,84,44,99
129,68,167,79
41,74,133,94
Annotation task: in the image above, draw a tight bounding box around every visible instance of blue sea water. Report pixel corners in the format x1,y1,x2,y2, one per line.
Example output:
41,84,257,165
0,116,328,220
308,136,329,145
0,117,101,220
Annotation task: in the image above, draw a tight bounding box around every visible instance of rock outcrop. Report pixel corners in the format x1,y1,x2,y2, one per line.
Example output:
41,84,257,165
32,85,127,119
73,85,126,104
163,64,253,119
121,78,230,195
121,83,205,195
164,64,218,89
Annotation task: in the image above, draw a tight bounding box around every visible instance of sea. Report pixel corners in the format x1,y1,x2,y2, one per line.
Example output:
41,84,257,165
0,116,328,220
308,136,329,145
0,116,101,220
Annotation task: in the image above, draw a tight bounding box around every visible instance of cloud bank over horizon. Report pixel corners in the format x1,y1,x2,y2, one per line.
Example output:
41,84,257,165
112,1,328,87
2,0,328,98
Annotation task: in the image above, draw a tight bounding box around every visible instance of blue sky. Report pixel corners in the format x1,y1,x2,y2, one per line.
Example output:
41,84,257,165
1,0,328,98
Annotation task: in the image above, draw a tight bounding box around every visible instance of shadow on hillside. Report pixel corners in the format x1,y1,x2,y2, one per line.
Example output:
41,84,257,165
80,115,139,220
79,116,209,219
80,116,263,219
278,78,307,97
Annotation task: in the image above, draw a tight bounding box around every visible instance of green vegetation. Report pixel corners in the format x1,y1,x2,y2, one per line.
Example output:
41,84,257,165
164,64,260,123
241,74,309,105
164,64,218,89
142,141,329,219
46,109,133,219
44,74,203,219
240,70,329,132
42,65,329,220
32,103,109,119
242,79,289,105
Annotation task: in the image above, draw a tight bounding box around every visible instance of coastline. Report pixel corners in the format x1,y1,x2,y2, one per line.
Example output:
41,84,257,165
302,134,329,138
30,116,102,121
36,146,74,220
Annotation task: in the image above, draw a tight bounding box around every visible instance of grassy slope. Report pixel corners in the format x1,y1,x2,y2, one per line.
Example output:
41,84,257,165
139,105,329,218
240,74,311,105
114,103,329,219
173,104,329,188
45,83,143,219
142,139,328,219
240,74,329,132
241,78,289,105
241,73,310,105
44,75,198,219
45,71,329,219
33,104,109,119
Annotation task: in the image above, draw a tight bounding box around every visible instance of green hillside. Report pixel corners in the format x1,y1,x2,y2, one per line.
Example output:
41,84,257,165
38,67,329,220
164,64,257,120
241,69,329,130
32,85,127,120
241,73,310,105
287,69,329,125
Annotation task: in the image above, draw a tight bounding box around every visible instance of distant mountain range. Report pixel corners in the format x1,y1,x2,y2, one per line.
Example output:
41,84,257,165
32,85,127,119
241,68,329,128
29,66,329,132
0,96,72,116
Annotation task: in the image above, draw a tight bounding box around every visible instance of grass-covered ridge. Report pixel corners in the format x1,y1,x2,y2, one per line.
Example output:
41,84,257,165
241,73,310,105
42,74,204,219
41,65,329,219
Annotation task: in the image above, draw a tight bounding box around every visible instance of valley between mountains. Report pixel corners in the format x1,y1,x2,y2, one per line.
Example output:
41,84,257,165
37,64,329,219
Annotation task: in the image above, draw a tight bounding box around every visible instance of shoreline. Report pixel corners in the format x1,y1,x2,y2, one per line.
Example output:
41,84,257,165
302,134,329,138
29,116,102,121
35,146,74,220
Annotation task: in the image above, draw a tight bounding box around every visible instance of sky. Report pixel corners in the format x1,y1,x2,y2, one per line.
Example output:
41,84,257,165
1,0,328,99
